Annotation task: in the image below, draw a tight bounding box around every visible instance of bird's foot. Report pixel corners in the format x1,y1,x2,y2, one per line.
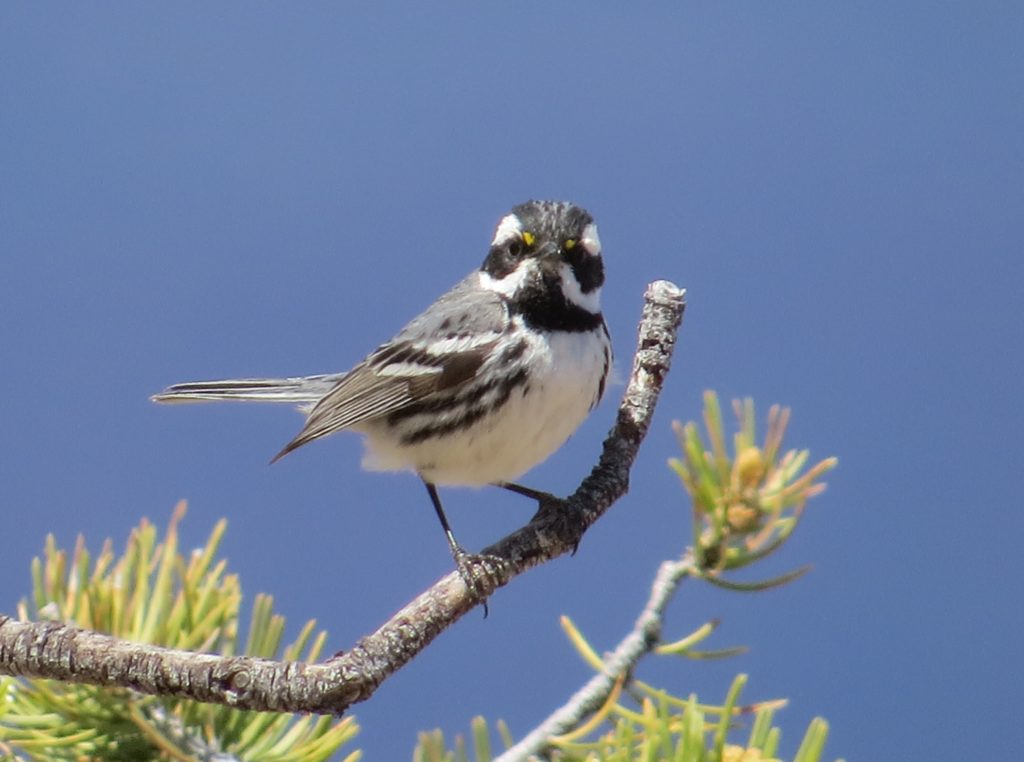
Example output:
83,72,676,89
496,482,580,554
452,547,509,617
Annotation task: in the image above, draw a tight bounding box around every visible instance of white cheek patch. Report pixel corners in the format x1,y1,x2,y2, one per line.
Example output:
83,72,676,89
580,222,602,256
478,261,534,297
558,263,602,313
491,213,523,246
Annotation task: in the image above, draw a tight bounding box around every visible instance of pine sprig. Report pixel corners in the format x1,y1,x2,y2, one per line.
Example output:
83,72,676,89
414,394,841,762
671,391,837,578
0,502,359,762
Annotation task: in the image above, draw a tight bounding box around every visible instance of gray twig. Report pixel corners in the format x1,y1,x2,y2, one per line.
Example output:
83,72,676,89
0,280,686,716
495,555,696,762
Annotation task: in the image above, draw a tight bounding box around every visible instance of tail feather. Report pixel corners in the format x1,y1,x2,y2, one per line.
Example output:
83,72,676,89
151,374,341,406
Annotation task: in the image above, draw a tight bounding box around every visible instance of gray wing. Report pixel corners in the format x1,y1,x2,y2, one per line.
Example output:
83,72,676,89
272,273,510,461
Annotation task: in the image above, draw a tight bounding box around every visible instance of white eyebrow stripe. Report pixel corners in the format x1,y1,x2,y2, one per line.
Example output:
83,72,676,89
491,213,523,246
580,222,602,255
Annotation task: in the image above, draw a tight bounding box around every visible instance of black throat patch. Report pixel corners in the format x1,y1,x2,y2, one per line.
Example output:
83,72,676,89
509,268,604,333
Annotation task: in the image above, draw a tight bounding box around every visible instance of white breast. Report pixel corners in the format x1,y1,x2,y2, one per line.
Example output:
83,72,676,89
358,320,611,486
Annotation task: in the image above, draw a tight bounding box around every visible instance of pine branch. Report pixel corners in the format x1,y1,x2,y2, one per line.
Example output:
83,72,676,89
0,280,686,716
494,555,696,762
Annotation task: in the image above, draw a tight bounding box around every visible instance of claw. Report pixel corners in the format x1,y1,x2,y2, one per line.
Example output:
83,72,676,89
453,548,509,617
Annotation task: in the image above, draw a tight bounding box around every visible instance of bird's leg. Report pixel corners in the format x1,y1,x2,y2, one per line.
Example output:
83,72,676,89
494,481,559,504
422,481,504,614
423,480,466,560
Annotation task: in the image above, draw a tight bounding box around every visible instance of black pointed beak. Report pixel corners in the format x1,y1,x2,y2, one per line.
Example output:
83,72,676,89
535,241,562,262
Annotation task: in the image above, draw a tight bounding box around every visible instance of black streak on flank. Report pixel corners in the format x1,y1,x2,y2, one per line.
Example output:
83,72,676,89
385,339,528,424
594,334,611,408
397,368,531,445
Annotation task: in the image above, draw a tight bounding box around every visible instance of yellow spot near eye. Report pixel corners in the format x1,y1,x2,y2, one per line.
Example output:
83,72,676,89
522,231,536,247
564,239,576,250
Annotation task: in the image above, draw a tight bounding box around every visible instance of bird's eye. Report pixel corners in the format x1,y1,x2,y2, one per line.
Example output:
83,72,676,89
563,239,576,250
507,239,523,258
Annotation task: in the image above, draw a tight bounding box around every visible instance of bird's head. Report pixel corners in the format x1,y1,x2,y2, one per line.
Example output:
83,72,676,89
479,200,604,314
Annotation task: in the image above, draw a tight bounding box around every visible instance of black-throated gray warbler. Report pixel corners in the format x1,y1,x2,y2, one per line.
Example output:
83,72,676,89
154,200,612,587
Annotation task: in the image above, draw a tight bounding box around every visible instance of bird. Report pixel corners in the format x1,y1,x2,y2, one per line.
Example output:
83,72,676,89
153,200,612,592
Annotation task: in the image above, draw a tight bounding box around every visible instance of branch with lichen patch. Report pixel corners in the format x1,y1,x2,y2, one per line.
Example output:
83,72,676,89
0,280,687,715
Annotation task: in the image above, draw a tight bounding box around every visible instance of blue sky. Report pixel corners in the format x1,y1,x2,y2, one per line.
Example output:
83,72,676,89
2,4,1022,759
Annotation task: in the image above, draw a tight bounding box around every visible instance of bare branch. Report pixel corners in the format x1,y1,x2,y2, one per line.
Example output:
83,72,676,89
0,280,686,715
495,554,696,762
